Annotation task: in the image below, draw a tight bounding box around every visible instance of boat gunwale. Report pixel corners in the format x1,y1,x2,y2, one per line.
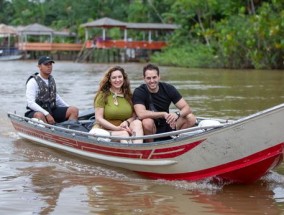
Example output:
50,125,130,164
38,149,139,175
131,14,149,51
7,112,226,143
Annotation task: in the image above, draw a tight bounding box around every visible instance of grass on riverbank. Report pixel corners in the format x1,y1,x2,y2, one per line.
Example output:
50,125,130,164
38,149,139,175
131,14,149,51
151,43,218,68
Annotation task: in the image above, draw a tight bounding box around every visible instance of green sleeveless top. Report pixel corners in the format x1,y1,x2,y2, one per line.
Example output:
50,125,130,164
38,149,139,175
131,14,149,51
94,92,133,126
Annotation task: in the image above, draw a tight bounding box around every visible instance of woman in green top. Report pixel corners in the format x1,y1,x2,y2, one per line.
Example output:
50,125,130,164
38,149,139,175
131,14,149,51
93,66,143,143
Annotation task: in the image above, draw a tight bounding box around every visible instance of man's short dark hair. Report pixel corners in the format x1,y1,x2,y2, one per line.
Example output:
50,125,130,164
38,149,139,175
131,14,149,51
143,63,159,77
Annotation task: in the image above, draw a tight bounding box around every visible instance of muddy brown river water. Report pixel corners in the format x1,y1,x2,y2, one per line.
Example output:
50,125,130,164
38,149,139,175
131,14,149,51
1,60,284,215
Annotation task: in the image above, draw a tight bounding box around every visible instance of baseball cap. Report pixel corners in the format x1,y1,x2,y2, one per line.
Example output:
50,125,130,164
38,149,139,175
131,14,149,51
38,56,55,65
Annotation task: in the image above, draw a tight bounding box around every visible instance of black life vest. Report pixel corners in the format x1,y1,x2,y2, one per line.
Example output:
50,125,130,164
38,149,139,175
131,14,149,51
26,72,57,112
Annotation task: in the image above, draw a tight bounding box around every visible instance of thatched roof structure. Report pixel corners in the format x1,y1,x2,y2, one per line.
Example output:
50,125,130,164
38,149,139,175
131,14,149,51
81,17,179,30
18,23,54,35
81,17,179,41
0,24,18,50
81,17,126,28
17,23,76,43
0,24,17,36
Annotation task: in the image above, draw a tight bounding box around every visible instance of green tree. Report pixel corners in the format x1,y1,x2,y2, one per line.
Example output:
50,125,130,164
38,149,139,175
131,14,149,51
213,0,284,69
0,0,283,69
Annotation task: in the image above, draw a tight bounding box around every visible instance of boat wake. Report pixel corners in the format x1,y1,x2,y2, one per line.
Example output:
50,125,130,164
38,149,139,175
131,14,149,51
262,171,284,184
261,171,284,203
152,179,224,192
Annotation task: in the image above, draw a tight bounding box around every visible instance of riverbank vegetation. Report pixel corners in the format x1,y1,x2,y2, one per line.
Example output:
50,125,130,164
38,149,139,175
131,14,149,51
0,0,283,69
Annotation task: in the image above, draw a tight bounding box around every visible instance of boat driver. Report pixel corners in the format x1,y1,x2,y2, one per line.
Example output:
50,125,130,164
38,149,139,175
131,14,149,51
25,56,79,124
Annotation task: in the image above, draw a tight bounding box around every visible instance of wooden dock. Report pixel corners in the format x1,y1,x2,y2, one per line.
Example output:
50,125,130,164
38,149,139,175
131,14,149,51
91,40,167,50
17,40,166,52
18,42,83,51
